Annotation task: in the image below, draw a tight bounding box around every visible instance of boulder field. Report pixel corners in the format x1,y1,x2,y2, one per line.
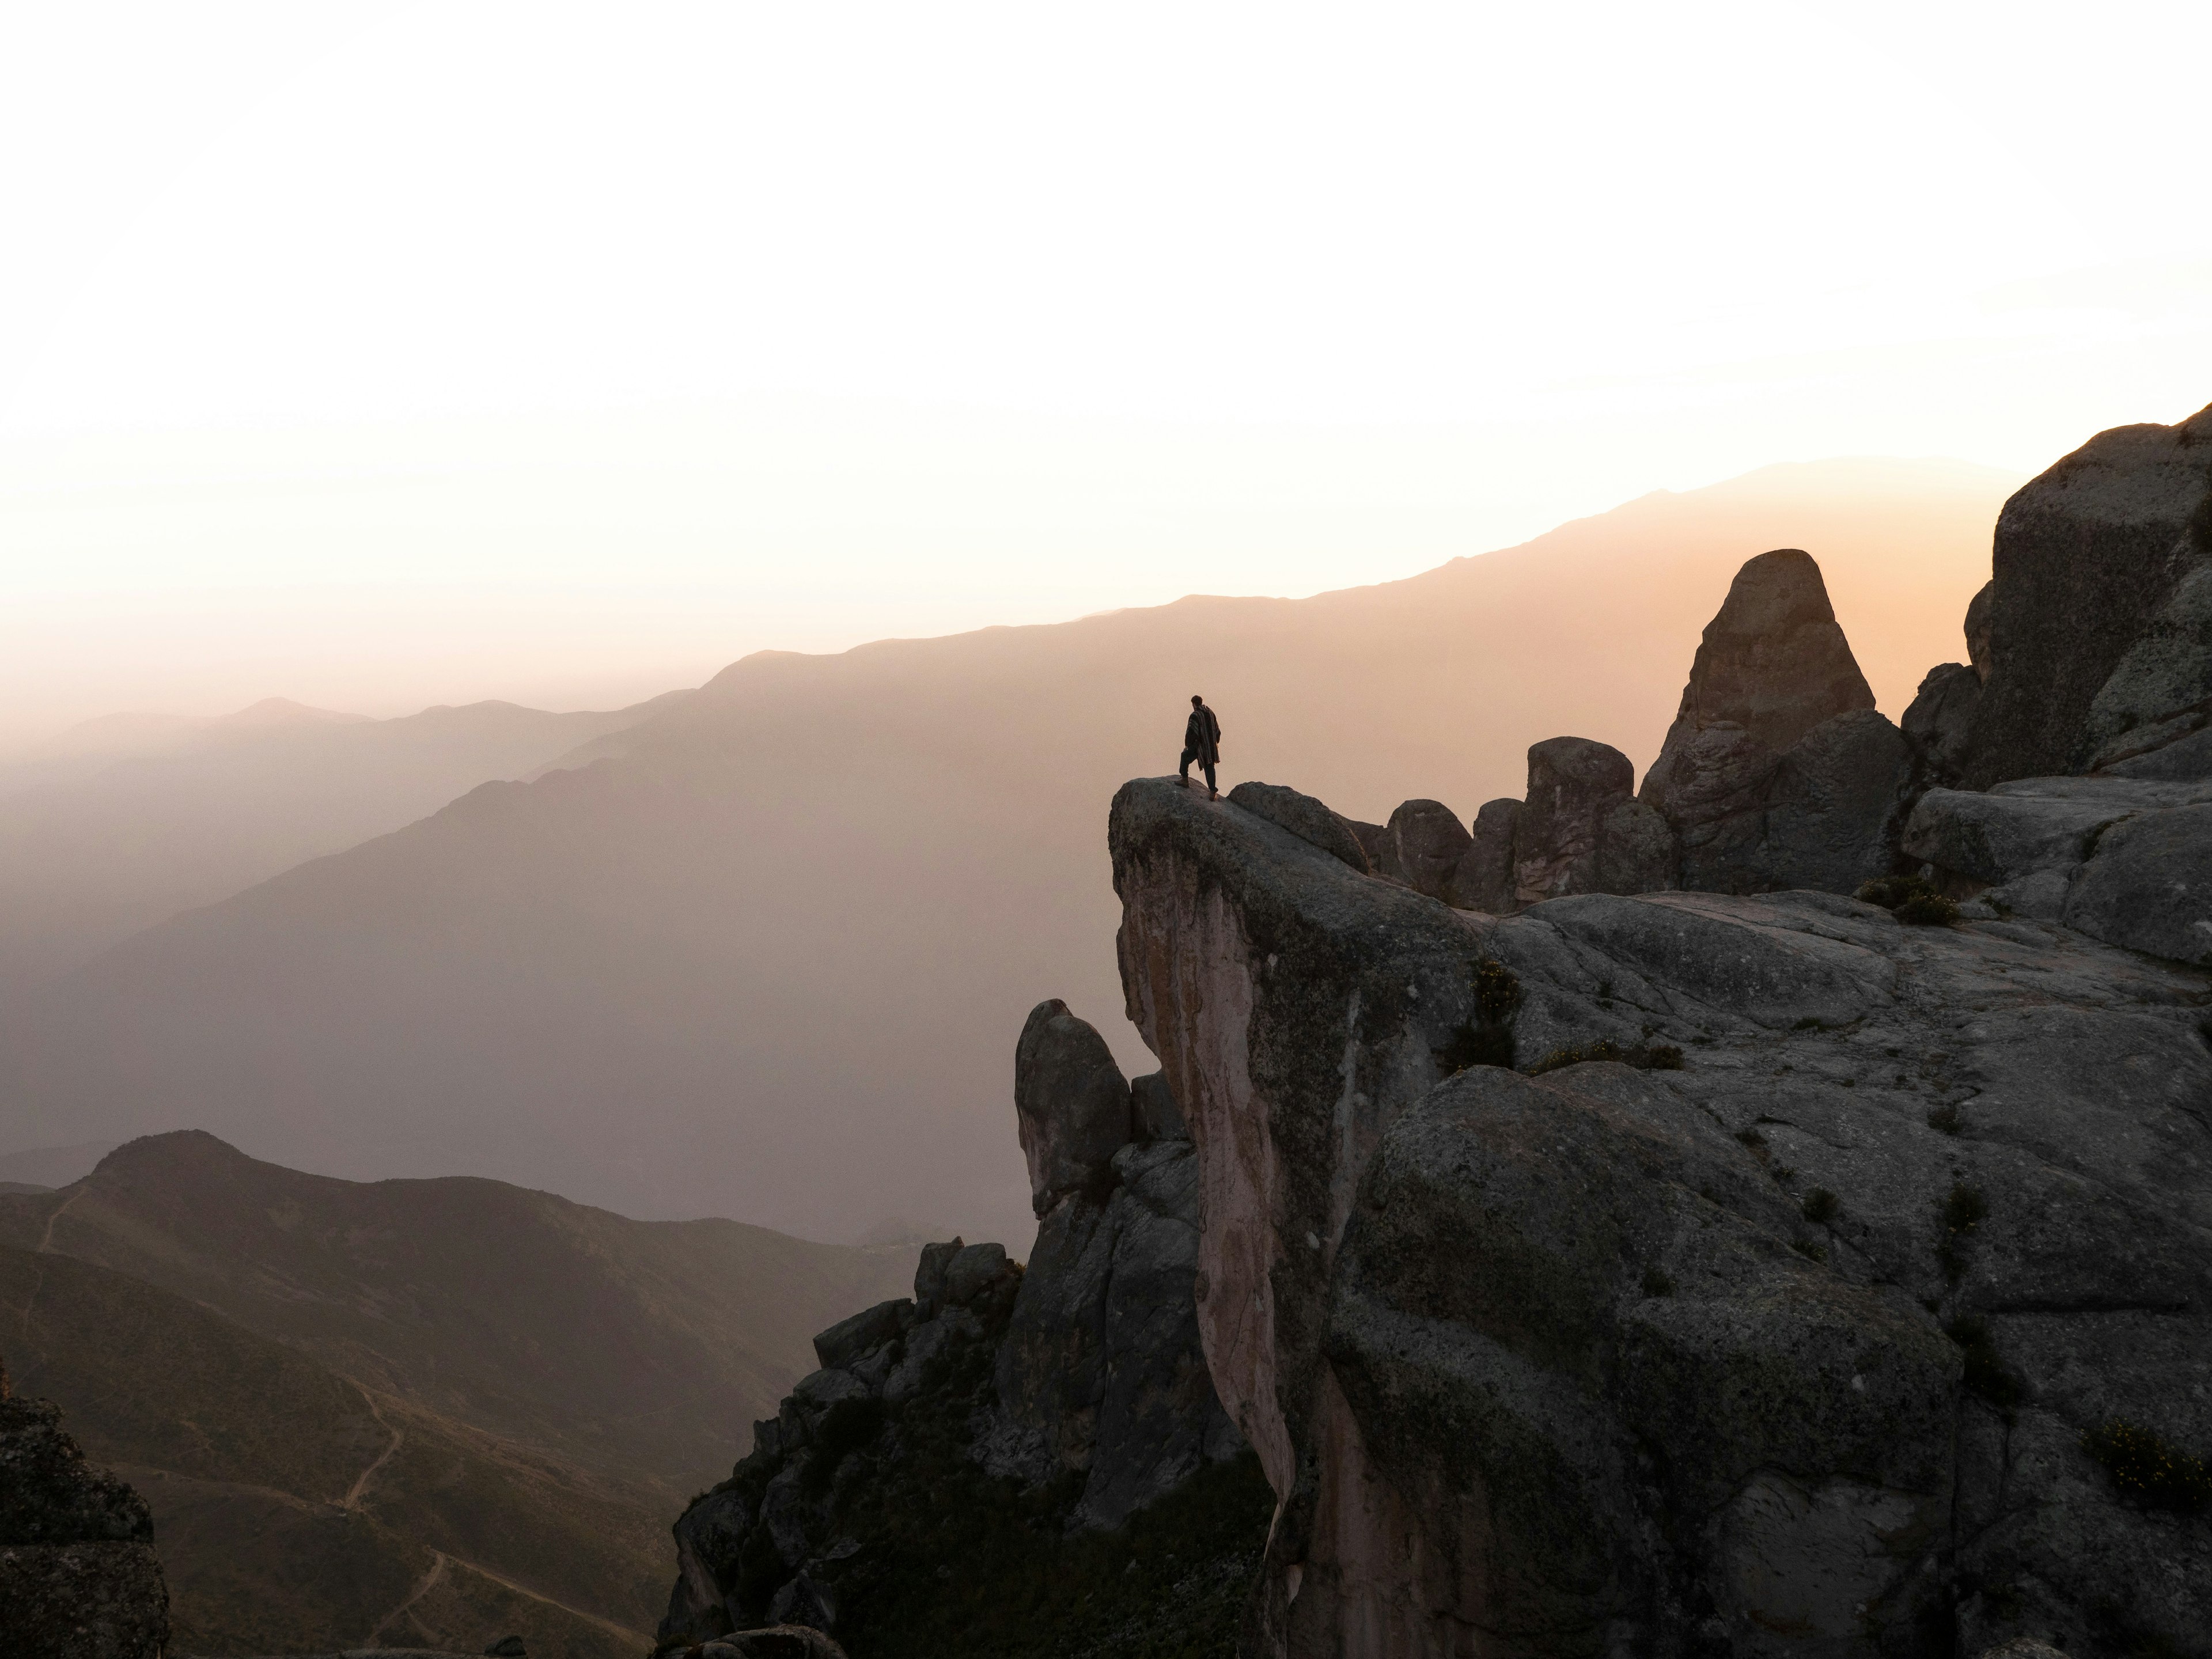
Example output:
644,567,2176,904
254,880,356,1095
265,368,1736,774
1108,403,2212,1657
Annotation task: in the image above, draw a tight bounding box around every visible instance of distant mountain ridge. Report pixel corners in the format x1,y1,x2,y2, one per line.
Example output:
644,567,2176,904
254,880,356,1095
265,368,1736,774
0,457,2019,1243
0,1131,912,1655
0,688,692,994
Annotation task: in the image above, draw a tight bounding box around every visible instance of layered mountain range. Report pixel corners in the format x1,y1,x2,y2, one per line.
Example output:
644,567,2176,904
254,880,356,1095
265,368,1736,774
0,690,690,993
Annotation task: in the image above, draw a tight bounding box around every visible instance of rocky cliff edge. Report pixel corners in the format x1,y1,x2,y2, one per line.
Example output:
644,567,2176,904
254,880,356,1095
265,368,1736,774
1112,767,2212,1658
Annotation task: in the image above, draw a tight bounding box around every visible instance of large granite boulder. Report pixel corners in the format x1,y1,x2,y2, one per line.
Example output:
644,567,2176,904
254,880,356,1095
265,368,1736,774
1511,736,1637,902
1960,403,2212,786
1226,781,1372,873
0,1355,168,1659
1903,774,2212,964
1109,772,2212,1658
1447,797,1521,912
2078,561,2212,775
1013,999,1132,1215
1903,660,1982,786
1751,708,1917,893
1387,799,1472,901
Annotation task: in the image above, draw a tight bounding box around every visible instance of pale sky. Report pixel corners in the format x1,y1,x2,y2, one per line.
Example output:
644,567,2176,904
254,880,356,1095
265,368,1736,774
2,1,2208,743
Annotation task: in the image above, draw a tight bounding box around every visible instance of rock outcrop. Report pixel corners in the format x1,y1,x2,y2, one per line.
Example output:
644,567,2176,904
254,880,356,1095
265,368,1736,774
1386,798,1473,901
1511,736,1635,902
1904,775,2212,965
1013,999,1132,1215
1225,782,1372,874
655,1014,1264,1657
1649,546,1877,760
1448,797,1521,912
990,1004,1244,1529
0,1354,169,1658
1954,403,2212,786
1111,771,2212,1658
1639,548,1915,895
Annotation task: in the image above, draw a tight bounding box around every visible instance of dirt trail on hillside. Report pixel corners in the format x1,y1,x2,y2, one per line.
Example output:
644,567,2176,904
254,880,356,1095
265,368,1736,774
343,1387,403,1510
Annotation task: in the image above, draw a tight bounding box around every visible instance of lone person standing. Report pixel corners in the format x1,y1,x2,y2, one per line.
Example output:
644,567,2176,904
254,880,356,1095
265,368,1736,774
1180,694,1222,800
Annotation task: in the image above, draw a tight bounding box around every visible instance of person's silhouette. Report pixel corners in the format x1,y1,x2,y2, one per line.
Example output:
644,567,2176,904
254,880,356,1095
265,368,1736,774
1179,695,1222,800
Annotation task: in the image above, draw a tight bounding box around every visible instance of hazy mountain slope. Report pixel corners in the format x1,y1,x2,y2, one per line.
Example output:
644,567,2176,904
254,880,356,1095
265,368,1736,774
0,1133,914,1489
0,690,690,992
0,459,2017,1243
0,1243,660,1657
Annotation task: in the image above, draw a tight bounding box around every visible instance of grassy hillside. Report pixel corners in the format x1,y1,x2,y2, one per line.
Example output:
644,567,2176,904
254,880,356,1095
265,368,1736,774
0,1244,658,1657
0,1133,914,1493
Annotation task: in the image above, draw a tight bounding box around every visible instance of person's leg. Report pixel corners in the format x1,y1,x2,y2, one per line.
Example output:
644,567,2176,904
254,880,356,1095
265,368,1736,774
1180,745,1196,783
1203,758,1218,796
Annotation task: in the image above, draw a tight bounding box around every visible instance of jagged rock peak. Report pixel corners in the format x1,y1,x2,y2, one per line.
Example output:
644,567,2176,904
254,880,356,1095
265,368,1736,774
1661,547,1874,753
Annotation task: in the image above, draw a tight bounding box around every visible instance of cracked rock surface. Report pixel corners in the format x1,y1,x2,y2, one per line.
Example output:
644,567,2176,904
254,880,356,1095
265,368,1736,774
1111,772,2212,1658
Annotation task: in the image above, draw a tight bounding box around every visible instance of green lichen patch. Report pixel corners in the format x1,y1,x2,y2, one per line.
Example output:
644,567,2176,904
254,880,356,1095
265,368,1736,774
2081,1419,2212,1512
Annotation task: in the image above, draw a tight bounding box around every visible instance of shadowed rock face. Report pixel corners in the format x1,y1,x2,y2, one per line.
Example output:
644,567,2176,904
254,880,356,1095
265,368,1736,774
1387,799,1473,902
1109,772,2212,1659
1963,403,2212,786
1014,999,1133,1217
1513,737,1635,903
1449,797,1521,912
991,1006,1243,1528
656,1012,1253,1654
0,1355,169,1659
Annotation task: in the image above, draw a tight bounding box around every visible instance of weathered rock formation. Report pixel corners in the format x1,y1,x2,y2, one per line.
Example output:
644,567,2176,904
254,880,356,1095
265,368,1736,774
1903,775,2212,965
1111,770,2212,1658
991,1004,1244,1528
1387,798,1473,901
1013,998,1132,1215
1637,548,1914,896
1227,782,1372,876
1945,403,2212,786
655,1013,1262,1656
0,1353,169,1658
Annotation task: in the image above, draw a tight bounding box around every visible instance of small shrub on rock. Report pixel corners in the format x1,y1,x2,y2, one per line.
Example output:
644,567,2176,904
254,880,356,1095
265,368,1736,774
1527,1039,1684,1076
1857,874,1962,925
1789,1237,1828,1264
1927,1103,1964,1136
1856,874,1931,909
1895,892,1960,926
1801,1188,1839,1225
2082,1419,2212,1511
1435,958,1523,1074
